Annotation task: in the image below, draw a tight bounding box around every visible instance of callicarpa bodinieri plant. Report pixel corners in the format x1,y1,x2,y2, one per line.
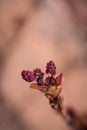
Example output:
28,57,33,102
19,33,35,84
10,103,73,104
21,60,87,130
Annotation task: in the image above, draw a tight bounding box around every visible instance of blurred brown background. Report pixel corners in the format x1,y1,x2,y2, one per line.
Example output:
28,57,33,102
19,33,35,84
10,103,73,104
0,0,87,130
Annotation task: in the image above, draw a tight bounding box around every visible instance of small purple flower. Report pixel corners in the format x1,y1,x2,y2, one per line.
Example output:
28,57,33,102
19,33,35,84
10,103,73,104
33,68,41,75
46,60,56,75
33,68,44,78
21,61,63,97
21,70,35,82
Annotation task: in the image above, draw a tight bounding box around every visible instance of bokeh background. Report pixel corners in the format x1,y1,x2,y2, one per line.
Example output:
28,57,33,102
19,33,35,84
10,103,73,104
0,0,87,130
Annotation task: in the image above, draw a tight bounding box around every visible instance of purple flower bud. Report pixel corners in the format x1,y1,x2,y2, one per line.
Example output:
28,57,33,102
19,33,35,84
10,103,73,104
50,77,56,85
45,76,56,86
21,70,35,82
46,60,56,75
33,68,41,75
33,68,44,78
37,78,44,86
